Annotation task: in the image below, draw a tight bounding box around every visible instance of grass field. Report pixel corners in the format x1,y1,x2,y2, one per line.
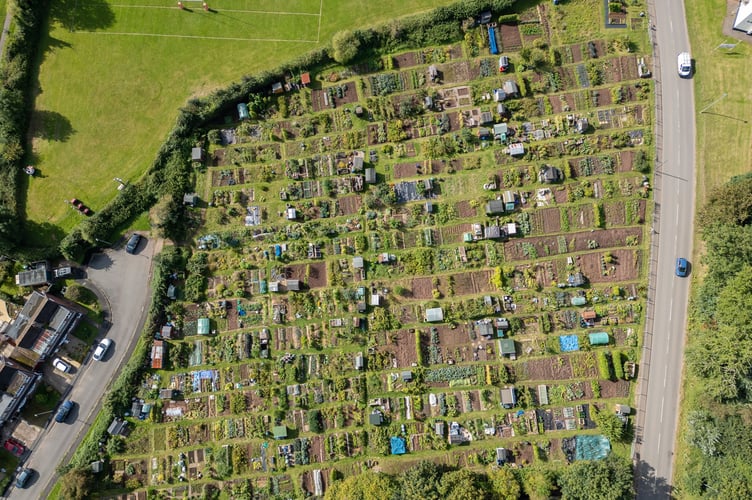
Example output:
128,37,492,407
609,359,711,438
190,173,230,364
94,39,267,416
24,0,457,247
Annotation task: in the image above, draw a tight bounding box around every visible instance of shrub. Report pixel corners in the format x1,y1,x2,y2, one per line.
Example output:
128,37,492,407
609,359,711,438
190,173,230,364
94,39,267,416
612,351,625,379
597,350,613,380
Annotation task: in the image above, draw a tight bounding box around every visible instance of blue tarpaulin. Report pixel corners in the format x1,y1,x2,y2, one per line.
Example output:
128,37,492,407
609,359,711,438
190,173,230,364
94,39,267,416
390,437,406,455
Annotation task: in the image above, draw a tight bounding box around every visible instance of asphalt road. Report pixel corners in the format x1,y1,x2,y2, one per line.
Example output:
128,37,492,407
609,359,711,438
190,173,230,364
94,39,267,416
635,1,695,497
9,238,156,499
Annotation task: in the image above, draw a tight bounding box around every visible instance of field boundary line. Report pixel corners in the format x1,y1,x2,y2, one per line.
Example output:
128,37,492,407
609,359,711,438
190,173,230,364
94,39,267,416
75,31,318,42
316,0,323,42
110,5,321,16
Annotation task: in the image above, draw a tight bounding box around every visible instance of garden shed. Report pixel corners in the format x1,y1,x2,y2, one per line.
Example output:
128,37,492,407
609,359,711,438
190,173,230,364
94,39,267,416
151,340,165,370
273,425,288,440
286,280,300,291
588,332,609,345
493,122,508,141
498,338,516,358
503,191,516,211
197,318,211,335
508,143,525,156
365,167,376,184
485,199,505,215
369,411,384,426
191,148,204,162
425,307,444,322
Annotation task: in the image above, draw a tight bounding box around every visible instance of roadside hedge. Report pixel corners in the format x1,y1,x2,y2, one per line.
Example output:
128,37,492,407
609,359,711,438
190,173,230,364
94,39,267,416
0,0,49,258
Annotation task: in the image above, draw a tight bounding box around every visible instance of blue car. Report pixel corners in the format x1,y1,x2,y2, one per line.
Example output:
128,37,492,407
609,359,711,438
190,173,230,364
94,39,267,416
676,258,689,277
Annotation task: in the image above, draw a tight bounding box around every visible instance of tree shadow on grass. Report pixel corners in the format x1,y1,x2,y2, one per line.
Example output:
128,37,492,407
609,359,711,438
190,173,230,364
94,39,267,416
50,0,115,32
29,109,75,142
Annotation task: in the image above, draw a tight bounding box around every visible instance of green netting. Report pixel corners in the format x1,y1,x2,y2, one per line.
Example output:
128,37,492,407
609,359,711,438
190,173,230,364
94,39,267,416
575,434,611,461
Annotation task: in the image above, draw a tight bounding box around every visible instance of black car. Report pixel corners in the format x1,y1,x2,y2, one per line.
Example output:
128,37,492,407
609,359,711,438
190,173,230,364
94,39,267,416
125,233,142,254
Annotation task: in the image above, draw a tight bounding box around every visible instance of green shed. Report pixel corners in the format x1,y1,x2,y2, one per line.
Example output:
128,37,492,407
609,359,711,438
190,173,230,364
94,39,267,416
588,332,609,345
272,425,288,440
197,318,211,335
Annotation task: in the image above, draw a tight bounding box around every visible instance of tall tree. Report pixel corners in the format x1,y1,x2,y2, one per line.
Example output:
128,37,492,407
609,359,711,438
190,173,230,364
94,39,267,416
400,460,443,500
521,467,556,500
438,469,489,500
325,471,399,500
488,466,522,500
331,30,360,64
558,455,633,500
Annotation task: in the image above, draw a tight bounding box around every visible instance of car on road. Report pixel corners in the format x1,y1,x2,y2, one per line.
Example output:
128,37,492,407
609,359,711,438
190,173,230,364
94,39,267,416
3,438,25,458
15,468,32,488
92,338,112,361
52,357,71,373
676,257,689,277
677,52,692,77
55,400,75,423
125,233,142,254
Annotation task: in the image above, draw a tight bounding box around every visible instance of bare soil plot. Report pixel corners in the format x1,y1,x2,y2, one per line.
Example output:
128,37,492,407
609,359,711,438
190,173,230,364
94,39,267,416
311,84,360,112
376,329,418,368
498,23,522,51
604,201,626,226
550,92,576,114
599,379,630,398
411,277,434,300
455,200,477,218
336,195,362,216
579,248,642,283
451,269,494,295
504,227,642,262
393,161,424,179
531,207,562,234
392,51,422,69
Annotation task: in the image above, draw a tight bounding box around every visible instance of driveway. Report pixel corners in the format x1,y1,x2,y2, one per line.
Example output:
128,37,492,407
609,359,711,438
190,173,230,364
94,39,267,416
7,238,157,499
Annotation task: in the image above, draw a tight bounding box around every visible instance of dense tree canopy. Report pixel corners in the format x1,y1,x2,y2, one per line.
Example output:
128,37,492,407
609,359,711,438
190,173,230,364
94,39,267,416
400,460,443,500
331,30,360,64
325,471,399,500
557,455,633,500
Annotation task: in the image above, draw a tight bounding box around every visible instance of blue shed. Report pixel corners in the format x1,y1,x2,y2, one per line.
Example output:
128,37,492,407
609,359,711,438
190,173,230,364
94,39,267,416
237,102,250,120
274,245,282,257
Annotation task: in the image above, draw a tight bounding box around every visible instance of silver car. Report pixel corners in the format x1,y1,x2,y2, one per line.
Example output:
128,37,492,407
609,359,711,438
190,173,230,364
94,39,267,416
92,338,112,361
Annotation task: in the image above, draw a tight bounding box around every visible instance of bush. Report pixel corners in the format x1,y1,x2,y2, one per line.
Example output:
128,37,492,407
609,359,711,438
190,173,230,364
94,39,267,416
612,351,625,379
308,409,323,433
597,350,613,380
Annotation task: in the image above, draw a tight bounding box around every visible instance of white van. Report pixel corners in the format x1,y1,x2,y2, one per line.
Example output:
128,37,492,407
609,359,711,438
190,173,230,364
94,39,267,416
677,52,692,77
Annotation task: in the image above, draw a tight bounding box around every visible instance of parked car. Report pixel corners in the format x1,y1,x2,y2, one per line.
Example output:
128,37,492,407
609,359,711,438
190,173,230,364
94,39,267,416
15,468,32,488
52,357,71,373
125,233,142,254
3,439,25,458
675,257,689,277
55,400,74,423
92,338,112,361
677,52,692,77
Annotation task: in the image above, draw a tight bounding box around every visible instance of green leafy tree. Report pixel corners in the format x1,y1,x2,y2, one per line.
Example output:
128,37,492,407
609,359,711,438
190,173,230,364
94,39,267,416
400,460,443,500
521,467,556,500
438,469,489,500
488,466,522,499
558,454,633,500
591,406,626,442
60,467,94,500
331,30,360,64
325,471,399,500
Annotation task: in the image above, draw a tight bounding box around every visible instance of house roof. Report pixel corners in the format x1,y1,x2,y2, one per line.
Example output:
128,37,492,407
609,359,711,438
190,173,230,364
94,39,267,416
301,72,311,85
15,263,51,287
365,167,376,183
485,225,501,239
191,148,203,161
508,143,525,156
286,279,300,291
503,80,519,95
369,412,383,425
582,310,597,320
183,193,198,205
477,322,494,337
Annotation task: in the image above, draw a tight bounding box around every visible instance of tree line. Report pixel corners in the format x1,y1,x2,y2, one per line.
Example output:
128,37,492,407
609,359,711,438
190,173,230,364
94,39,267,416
679,173,752,496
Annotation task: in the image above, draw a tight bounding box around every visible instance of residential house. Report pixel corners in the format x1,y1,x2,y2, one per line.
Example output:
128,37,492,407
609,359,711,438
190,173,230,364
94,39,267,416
3,291,83,369
0,361,40,430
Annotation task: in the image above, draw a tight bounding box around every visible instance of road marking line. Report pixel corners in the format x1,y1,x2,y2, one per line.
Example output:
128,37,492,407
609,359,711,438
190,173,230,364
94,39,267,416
657,432,662,456
660,398,665,423
669,300,673,320
664,365,668,387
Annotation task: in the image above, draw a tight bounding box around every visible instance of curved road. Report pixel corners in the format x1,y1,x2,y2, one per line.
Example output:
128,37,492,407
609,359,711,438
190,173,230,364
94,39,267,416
7,239,156,499
635,1,695,497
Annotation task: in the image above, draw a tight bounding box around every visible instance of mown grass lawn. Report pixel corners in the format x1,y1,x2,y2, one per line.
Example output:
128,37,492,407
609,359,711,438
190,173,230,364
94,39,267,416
24,0,458,246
